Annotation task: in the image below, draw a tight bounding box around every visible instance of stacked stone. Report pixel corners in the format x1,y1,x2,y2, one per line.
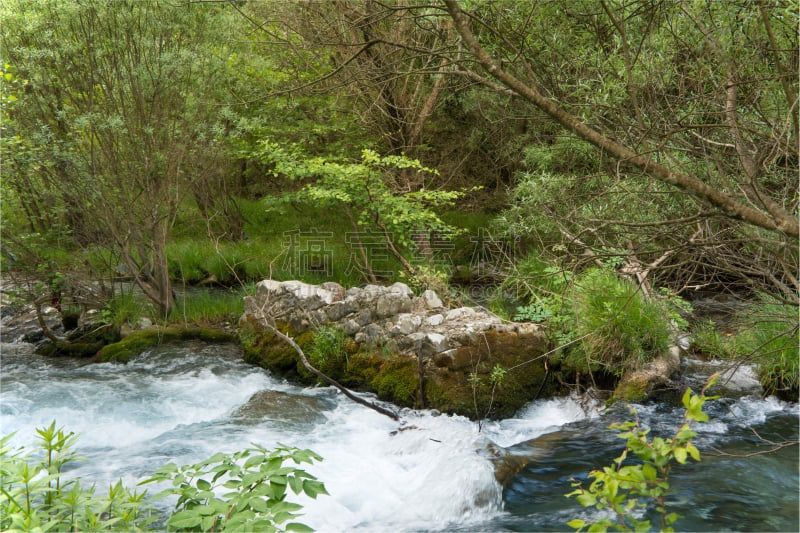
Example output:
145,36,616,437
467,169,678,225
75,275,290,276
243,279,543,364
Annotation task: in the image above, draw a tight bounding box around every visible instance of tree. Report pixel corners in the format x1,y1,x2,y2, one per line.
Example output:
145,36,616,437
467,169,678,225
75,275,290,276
438,0,797,301
2,0,241,316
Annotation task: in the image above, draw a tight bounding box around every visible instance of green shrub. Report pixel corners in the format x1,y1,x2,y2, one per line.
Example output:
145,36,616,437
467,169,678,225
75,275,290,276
574,268,673,375
567,375,718,532
733,295,799,399
307,325,351,377
143,444,326,532
0,422,155,532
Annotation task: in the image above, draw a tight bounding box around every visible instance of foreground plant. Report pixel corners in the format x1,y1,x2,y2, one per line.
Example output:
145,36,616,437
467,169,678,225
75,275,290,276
142,444,326,532
566,374,719,532
0,422,154,532
1,423,326,532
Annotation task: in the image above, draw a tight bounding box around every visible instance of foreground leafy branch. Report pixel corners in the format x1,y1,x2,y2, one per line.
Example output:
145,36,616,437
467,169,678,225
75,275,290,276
142,444,326,532
566,374,719,532
1,423,326,532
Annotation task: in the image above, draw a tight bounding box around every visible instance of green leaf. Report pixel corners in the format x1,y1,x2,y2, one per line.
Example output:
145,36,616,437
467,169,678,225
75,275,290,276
168,510,203,529
289,475,303,494
285,522,315,532
201,514,218,531
197,478,211,491
576,492,597,507
681,387,692,409
674,446,687,464
302,480,328,499
686,444,701,462
567,518,587,530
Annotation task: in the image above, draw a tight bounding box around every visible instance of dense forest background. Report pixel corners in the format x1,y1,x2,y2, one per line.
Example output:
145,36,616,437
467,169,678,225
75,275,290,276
1,0,797,394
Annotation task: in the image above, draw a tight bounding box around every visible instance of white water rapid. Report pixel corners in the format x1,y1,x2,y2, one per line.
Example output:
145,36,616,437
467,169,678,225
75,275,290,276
0,341,596,532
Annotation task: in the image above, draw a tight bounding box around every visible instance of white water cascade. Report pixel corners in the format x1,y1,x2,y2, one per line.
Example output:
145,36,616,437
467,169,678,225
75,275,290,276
0,342,596,532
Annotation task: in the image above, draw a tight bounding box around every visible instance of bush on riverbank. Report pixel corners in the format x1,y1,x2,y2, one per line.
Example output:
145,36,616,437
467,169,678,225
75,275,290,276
692,295,798,401
505,261,689,388
739,296,798,400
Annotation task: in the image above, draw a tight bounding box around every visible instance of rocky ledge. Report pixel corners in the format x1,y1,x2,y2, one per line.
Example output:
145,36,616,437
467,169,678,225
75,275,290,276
241,280,565,419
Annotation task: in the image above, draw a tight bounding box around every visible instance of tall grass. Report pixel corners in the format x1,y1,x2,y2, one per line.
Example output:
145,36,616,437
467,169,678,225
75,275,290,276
169,288,245,326
105,290,153,327
167,197,381,287
689,295,798,399
734,295,798,398
574,268,673,375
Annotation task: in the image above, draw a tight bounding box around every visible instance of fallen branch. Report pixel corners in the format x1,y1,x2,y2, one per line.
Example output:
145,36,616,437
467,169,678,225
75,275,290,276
261,321,400,421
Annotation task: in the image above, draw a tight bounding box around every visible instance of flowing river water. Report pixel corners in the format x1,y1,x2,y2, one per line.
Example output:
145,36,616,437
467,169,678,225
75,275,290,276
1,341,797,532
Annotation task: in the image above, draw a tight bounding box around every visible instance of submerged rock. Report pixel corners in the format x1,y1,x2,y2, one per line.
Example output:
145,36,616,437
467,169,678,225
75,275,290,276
231,390,334,425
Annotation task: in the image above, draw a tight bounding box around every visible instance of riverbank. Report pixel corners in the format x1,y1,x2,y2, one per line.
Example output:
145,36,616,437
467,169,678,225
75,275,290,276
6,278,793,423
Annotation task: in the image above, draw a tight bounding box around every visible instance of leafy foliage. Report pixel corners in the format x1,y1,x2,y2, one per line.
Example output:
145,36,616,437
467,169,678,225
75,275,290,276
567,375,719,532
574,269,675,375
735,295,799,398
143,445,326,532
307,325,351,371
1,423,325,533
257,143,472,280
1,422,155,532
506,258,690,377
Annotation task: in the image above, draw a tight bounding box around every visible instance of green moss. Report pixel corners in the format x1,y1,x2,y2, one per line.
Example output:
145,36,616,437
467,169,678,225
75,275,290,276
239,319,317,383
35,323,122,358
424,374,475,418
612,376,649,403
97,327,235,363
370,358,420,407
36,341,104,358
341,351,381,387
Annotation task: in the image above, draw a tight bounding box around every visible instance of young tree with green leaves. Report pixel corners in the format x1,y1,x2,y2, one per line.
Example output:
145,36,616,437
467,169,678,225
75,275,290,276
1,0,246,316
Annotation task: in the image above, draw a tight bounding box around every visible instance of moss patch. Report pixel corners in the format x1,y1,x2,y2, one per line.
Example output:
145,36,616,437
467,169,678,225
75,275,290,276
239,318,317,383
35,323,122,358
97,327,235,363
370,358,419,407
238,319,571,419
612,375,649,403
424,371,475,418
424,329,564,420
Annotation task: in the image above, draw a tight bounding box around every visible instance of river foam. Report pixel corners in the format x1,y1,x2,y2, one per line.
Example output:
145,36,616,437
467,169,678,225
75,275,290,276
0,342,597,532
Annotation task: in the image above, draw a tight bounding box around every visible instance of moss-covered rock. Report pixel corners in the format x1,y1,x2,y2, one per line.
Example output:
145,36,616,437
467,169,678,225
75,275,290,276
370,357,420,407
34,323,122,358
611,348,681,403
239,318,316,382
96,327,235,363
239,280,574,418
36,340,106,358
424,329,563,419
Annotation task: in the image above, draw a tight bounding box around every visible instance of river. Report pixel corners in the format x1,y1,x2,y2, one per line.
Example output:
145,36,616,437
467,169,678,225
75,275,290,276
1,341,797,532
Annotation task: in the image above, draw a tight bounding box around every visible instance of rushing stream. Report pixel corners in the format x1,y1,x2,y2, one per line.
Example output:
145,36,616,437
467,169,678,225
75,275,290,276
1,341,797,532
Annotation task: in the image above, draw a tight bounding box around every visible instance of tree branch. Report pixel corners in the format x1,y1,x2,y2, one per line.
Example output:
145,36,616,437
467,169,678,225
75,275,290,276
442,0,799,239
260,321,400,421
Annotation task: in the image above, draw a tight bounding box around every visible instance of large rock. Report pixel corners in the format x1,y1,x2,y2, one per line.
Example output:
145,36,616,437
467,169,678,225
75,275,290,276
241,280,562,419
